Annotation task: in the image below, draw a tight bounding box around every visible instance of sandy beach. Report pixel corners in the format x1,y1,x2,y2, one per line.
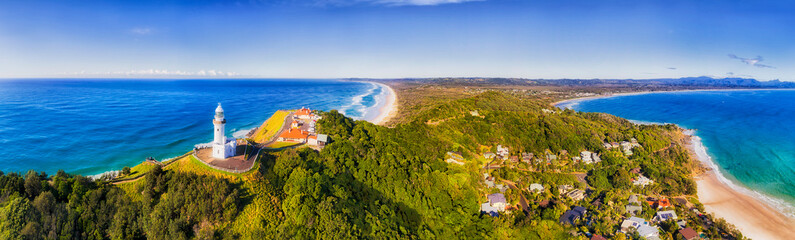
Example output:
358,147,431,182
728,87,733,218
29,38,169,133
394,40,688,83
369,82,398,125
688,132,795,239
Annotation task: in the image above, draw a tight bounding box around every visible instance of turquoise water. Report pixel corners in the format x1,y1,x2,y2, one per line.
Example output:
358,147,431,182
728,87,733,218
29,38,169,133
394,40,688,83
0,79,384,175
563,90,795,213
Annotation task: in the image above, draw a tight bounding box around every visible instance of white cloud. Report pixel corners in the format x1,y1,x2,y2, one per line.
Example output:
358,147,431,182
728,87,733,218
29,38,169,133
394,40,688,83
373,0,483,6
129,27,153,35
311,0,482,7
728,54,775,68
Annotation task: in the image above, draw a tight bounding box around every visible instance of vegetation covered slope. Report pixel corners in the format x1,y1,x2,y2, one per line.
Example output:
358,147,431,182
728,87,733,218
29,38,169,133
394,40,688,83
0,91,744,239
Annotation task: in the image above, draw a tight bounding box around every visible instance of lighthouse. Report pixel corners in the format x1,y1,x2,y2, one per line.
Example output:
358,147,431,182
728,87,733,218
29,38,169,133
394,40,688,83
212,103,236,159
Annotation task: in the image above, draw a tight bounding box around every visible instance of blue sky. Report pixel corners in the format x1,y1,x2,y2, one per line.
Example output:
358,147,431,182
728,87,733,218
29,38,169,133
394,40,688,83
1,0,794,80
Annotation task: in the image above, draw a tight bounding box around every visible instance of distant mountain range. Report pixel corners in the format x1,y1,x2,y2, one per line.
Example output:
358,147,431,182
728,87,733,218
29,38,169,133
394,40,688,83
353,77,795,90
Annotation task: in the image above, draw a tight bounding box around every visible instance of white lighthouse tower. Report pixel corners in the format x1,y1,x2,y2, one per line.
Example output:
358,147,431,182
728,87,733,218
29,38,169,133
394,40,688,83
212,103,236,159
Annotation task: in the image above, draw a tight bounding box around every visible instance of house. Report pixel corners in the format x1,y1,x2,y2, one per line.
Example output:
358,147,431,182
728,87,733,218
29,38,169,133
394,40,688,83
294,107,314,120
509,156,519,163
655,210,678,222
484,152,496,159
603,143,613,149
529,183,544,193
558,185,574,195
637,225,661,240
484,179,495,188
496,145,509,158
278,128,309,143
625,205,642,215
290,120,302,129
679,227,699,240
559,206,586,225
591,153,601,163
633,174,654,187
621,217,661,240
620,217,647,232
591,235,607,240
677,220,687,229
646,197,672,209
521,152,534,163
307,134,328,147
480,193,508,217
496,184,508,193
629,194,641,205
566,189,586,201
580,151,593,163
657,198,672,209
316,134,328,147
621,141,634,155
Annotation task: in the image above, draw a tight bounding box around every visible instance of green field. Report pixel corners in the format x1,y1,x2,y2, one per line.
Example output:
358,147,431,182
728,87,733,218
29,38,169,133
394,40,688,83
263,141,300,149
252,110,289,143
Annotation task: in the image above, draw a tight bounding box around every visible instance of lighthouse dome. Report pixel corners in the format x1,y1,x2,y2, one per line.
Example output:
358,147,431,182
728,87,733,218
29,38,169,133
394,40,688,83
215,103,224,119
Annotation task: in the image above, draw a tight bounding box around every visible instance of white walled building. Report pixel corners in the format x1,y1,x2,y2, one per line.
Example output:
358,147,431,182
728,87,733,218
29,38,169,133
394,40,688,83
212,103,237,159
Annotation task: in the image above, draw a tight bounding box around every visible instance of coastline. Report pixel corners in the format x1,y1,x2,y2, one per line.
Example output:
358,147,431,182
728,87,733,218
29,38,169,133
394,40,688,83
367,82,398,125
686,131,795,239
552,88,795,109
555,89,795,237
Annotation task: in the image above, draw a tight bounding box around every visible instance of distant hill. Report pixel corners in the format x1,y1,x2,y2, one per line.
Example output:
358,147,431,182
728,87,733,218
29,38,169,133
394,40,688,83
351,77,795,90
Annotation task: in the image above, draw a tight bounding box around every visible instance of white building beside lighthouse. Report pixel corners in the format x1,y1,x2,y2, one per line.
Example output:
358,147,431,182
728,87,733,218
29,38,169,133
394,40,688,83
212,103,237,159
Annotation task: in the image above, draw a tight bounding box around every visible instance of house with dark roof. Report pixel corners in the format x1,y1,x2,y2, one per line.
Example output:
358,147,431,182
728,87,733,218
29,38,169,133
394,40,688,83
480,193,508,217
559,206,587,225
678,227,699,240
625,205,642,215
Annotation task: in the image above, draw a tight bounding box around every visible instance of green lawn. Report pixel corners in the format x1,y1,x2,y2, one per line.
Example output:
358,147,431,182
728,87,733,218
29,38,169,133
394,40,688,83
164,155,259,181
263,141,301,149
114,162,157,181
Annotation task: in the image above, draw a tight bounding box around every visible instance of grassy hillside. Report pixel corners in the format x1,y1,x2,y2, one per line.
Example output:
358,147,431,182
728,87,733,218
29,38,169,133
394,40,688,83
0,90,744,239
251,110,289,143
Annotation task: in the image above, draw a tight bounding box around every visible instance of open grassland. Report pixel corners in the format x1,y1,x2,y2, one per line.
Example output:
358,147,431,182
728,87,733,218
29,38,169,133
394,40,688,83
114,161,157,181
252,110,289,143
164,155,258,181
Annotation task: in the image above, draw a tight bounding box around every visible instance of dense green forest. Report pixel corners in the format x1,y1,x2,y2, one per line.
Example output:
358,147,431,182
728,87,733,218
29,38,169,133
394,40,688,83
0,91,744,239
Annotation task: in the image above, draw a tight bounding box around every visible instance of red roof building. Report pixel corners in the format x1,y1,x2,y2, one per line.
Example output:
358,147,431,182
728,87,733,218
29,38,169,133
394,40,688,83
295,107,312,116
278,128,308,142
591,235,607,240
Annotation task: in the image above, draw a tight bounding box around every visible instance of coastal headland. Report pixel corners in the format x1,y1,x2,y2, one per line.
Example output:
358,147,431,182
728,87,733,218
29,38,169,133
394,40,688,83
4,77,794,239
553,88,795,240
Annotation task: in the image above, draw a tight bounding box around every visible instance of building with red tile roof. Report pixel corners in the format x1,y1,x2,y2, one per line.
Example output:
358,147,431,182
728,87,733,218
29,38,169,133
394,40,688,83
278,128,308,142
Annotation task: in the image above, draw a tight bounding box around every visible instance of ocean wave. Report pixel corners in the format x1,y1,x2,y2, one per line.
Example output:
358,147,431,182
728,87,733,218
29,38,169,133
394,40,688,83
687,130,795,218
340,82,378,119
232,128,252,139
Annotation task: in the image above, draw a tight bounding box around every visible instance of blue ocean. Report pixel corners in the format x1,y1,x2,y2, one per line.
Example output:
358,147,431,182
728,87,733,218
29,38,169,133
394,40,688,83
562,90,795,215
0,79,385,175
